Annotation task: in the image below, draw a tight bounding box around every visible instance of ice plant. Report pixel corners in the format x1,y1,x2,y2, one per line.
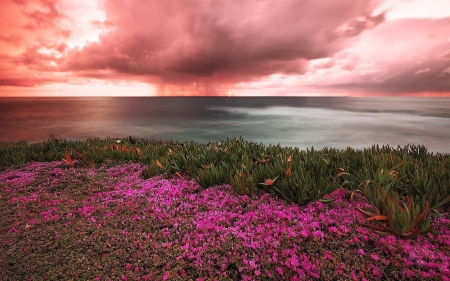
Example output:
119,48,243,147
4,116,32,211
358,189,433,238
229,170,256,196
1,139,450,280
62,152,74,166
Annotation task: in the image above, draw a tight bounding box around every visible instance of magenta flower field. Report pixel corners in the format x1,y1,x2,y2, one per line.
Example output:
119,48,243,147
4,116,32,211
1,161,449,280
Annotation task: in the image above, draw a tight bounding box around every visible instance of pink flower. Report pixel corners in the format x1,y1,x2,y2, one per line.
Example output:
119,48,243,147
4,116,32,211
276,267,284,275
312,230,323,239
288,254,300,268
402,269,415,278
300,229,310,238
420,271,430,278
324,251,333,261
248,259,257,269
143,275,152,281
310,221,320,229
328,226,337,233
370,253,380,261
371,265,382,278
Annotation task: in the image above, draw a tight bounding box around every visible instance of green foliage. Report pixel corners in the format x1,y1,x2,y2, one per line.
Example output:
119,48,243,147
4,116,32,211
406,159,450,211
0,137,148,169
139,137,345,205
357,188,433,238
1,137,449,215
270,169,338,206
195,164,229,189
142,157,170,179
344,144,449,213
343,144,448,238
229,170,257,196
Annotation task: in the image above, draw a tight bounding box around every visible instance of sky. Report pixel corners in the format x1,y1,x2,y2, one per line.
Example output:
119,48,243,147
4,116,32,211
0,0,449,97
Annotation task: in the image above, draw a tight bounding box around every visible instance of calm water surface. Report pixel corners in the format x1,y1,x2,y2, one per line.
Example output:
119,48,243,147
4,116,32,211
1,97,449,153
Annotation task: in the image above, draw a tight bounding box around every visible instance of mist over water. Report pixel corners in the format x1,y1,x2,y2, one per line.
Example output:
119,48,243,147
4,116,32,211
1,97,449,153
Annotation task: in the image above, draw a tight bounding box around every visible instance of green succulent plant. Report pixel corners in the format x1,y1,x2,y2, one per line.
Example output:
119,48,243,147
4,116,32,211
229,170,257,196
1,137,449,223
357,188,433,238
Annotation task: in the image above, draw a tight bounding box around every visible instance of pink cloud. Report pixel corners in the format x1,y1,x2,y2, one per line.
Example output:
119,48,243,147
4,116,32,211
439,67,450,77
298,17,450,94
440,49,450,61
23,0,64,30
0,34,23,46
0,0,449,96
356,18,450,93
413,68,430,75
0,0,72,88
313,59,336,69
63,0,385,94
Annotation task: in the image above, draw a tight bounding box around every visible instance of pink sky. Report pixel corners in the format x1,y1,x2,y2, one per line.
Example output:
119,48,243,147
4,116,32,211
1,0,450,96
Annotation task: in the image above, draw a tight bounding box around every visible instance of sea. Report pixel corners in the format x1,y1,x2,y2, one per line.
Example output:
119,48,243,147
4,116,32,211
1,97,449,154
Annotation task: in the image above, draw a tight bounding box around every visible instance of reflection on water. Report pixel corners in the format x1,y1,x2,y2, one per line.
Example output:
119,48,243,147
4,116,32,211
0,97,449,153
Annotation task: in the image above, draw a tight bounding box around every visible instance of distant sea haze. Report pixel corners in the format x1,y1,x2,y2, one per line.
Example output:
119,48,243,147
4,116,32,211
1,97,449,154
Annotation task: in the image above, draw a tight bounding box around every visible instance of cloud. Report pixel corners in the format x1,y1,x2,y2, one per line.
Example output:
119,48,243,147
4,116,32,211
335,12,385,37
0,34,23,46
23,0,64,30
0,0,74,87
1,0,449,96
440,49,450,61
312,58,336,69
0,78,53,87
308,18,450,94
413,68,430,75
64,0,384,94
438,67,450,77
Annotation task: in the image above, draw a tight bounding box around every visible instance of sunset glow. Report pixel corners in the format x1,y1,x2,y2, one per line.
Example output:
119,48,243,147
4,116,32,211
1,0,449,96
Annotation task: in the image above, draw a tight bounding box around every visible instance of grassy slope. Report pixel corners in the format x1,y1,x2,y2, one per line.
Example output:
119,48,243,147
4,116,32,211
1,159,449,280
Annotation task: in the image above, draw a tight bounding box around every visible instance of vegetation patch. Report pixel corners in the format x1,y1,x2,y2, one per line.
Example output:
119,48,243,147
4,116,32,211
0,137,449,280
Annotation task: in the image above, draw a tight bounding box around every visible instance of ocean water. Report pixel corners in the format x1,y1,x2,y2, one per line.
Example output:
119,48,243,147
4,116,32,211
0,97,449,153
